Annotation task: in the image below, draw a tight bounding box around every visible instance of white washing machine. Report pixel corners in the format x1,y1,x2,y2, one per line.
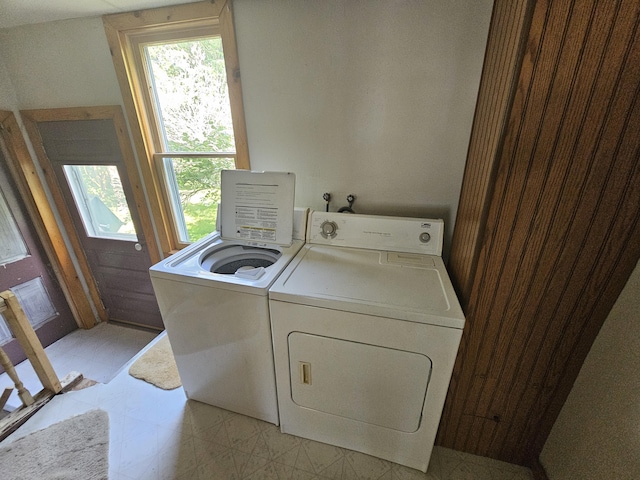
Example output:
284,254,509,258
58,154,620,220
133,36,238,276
269,211,465,471
150,171,306,425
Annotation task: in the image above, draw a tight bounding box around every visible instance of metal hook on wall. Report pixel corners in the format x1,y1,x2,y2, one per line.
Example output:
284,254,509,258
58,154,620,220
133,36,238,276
338,194,356,214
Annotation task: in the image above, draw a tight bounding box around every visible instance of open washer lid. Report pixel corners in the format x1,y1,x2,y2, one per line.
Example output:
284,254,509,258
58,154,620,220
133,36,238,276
220,170,296,246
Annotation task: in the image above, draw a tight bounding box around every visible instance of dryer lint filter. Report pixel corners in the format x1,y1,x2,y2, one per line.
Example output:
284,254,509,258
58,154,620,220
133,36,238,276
219,170,296,246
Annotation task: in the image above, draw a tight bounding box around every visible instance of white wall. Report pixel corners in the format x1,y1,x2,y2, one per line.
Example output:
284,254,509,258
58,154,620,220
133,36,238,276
0,1,493,254
540,260,640,479
234,0,492,253
0,52,19,109
0,17,122,108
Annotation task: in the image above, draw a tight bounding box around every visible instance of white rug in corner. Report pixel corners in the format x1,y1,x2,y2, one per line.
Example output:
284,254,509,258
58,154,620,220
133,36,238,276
129,335,182,390
0,409,109,480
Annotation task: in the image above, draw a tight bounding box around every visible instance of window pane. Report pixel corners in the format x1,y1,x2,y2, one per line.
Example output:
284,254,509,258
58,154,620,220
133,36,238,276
145,37,235,153
0,188,28,264
0,313,13,345
163,157,235,242
63,165,138,241
11,277,58,329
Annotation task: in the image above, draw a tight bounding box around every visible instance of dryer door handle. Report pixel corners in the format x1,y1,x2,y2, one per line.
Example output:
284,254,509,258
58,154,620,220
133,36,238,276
299,362,312,385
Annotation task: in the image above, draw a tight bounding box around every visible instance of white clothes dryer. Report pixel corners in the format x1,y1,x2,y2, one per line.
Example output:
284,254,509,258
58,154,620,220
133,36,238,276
268,212,465,471
150,171,305,425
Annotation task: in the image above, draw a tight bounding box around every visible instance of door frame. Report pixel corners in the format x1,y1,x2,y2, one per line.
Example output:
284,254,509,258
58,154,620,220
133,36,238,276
0,110,96,329
19,106,161,327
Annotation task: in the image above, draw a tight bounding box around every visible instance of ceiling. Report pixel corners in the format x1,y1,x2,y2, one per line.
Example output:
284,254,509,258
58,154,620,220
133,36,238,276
0,0,197,30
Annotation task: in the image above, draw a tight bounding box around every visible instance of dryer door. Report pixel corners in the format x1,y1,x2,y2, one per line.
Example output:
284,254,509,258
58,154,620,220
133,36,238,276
288,332,432,433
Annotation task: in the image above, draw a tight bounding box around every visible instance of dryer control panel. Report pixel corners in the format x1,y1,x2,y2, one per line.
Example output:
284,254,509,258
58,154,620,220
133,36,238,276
307,211,444,256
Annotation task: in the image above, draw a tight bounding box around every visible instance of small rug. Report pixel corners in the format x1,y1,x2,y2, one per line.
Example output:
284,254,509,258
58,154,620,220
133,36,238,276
128,335,182,390
0,409,109,480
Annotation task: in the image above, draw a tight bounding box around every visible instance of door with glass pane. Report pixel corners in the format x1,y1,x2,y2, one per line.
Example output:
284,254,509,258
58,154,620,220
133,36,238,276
36,119,163,330
0,147,77,369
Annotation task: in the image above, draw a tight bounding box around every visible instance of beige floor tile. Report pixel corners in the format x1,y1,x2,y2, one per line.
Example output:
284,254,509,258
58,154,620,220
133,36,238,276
2,327,535,480
344,449,393,479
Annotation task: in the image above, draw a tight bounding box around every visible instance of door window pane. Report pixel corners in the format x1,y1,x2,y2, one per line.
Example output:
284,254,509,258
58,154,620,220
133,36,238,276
0,189,28,264
11,277,58,329
163,157,234,242
0,314,13,345
63,165,137,241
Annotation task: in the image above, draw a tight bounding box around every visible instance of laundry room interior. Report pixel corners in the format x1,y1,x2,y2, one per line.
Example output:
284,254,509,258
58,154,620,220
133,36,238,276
0,1,639,480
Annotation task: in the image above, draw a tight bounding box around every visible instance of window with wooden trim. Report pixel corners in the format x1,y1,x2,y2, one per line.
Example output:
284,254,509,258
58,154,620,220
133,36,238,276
103,1,249,252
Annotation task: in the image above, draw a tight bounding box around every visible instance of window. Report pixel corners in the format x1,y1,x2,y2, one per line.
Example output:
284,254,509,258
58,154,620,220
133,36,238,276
0,186,28,264
103,1,249,252
63,164,137,241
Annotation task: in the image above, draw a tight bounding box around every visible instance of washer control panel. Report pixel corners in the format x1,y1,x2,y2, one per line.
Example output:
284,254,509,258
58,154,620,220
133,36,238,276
308,211,444,256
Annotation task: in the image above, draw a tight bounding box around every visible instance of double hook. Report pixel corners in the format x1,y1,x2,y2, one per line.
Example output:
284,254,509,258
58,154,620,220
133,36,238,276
323,193,356,213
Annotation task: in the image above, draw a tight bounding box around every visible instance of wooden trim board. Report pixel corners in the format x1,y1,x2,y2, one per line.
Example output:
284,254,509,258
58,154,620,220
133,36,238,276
0,291,61,394
103,0,250,254
20,109,109,325
0,111,97,329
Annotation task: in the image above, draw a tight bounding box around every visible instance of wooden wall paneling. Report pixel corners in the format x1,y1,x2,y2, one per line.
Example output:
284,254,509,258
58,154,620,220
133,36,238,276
467,0,611,458
0,112,97,329
520,145,640,461
502,1,640,462
441,0,640,466
515,11,640,459
447,0,533,305
439,0,538,450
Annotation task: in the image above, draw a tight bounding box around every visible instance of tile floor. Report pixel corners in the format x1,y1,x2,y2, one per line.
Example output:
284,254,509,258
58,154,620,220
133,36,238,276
2,326,534,480
0,322,157,411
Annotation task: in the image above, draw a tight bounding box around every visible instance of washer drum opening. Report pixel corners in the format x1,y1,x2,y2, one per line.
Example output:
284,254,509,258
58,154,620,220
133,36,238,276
200,245,282,274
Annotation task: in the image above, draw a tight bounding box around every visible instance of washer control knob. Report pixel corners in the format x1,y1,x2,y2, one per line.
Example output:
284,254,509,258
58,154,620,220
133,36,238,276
419,232,431,243
320,220,338,239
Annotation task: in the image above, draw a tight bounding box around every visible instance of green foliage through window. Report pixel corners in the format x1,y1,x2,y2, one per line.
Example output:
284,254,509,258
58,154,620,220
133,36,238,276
145,36,236,243
170,157,235,241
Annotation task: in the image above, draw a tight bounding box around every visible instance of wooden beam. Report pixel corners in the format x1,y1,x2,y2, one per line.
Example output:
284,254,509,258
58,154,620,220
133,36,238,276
0,111,99,329
19,110,107,326
221,0,250,170
102,0,225,30
0,291,61,394
0,388,12,411
102,18,176,256
0,372,82,443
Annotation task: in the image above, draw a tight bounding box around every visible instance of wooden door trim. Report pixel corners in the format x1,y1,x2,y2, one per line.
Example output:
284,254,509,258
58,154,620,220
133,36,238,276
19,106,160,262
103,0,250,254
0,111,97,329
19,109,108,325
20,106,164,328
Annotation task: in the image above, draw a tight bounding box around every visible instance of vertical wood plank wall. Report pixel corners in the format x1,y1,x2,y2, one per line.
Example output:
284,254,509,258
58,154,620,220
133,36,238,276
441,0,640,466
448,0,533,305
